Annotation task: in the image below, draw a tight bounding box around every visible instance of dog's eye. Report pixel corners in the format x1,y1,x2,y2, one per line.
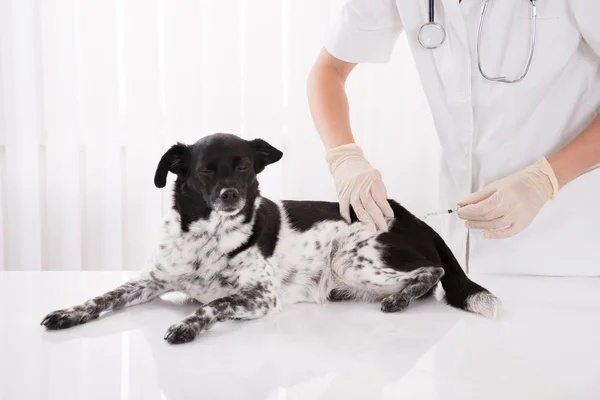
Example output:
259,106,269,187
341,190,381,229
237,165,250,172
197,169,213,175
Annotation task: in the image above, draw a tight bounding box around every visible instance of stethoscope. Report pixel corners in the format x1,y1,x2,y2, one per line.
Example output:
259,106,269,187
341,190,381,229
418,0,537,83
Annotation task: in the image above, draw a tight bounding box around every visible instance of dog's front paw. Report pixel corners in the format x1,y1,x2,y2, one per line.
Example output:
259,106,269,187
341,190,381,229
41,308,99,330
164,317,205,344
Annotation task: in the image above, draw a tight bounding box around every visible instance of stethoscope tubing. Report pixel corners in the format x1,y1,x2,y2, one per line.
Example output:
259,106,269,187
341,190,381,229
429,0,434,23
420,0,537,83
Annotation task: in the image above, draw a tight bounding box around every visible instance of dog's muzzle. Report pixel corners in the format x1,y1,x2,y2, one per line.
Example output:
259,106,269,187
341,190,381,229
213,188,245,214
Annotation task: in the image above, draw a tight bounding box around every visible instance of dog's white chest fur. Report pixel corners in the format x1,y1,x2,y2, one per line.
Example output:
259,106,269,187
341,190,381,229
150,209,258,303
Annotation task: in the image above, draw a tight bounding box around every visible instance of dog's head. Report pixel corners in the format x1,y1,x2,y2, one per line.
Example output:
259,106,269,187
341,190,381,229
154,133,282,215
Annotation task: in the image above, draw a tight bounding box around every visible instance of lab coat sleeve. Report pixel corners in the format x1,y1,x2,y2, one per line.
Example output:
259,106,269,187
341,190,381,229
326,0,403,64
569,0,600,58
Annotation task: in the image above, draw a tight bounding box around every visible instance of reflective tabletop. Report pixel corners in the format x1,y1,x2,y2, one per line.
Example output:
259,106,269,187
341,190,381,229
1,272,599,400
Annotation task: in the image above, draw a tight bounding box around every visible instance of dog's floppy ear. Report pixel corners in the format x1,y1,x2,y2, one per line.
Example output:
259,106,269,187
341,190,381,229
154,143,189,188
251,139,283,173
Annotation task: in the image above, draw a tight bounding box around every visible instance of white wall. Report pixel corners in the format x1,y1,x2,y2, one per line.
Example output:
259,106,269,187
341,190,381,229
0,0,441,271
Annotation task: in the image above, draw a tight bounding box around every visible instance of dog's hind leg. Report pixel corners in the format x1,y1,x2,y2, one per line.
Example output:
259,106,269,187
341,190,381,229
41,273,171,330
380,266,444,313
326,232,429,295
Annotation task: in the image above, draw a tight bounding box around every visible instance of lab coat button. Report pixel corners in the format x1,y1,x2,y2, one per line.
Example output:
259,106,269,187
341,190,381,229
463,147,469,157
457,91,467,101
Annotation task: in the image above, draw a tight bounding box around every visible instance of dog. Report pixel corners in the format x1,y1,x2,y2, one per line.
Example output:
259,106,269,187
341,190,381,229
41,133,499,344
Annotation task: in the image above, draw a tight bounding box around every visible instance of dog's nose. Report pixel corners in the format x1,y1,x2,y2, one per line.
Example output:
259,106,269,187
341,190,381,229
220,189,239,201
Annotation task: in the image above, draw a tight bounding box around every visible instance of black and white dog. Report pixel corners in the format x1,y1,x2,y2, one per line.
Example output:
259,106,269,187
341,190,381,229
41,133,499,344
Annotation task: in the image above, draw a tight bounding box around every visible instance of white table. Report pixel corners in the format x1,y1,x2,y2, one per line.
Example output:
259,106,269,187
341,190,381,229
1,271,599,400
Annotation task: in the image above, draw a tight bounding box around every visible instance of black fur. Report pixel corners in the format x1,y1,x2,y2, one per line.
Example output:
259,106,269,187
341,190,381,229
282,201,346,232
250,138,283,173
154,143,189,188
229,198,281,259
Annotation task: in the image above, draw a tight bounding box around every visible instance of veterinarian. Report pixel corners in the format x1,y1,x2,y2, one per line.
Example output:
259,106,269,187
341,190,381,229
308,0,600,276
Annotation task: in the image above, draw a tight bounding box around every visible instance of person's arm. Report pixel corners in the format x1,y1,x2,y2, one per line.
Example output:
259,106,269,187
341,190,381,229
307,48,357,150
310,0,403,231
457,113,600,239
457,0,600,239
307,49,394,232
548,112,600,189
558,0,600,184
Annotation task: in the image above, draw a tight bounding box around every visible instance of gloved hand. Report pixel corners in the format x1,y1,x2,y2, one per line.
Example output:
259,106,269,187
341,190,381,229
326,143,394,232
457,158,559,239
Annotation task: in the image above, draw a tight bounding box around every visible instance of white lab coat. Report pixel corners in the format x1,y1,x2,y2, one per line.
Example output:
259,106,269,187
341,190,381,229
326,0,600,276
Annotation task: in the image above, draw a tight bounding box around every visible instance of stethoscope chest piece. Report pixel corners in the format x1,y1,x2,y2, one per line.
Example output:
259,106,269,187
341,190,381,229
418,22,446,49
419,0,446,49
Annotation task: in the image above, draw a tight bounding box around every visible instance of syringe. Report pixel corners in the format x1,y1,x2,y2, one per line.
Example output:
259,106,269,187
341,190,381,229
419,206,461,220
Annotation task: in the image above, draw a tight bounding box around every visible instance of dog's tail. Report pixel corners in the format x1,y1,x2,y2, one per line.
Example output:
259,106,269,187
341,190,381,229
430,230,500,319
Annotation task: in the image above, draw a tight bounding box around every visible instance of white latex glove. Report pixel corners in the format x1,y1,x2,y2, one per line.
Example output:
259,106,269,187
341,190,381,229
457,158,559,239
326,143,394,232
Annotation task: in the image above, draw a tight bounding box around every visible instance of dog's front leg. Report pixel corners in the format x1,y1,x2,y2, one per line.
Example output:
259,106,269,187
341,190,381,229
164,282,278,344
41,274,171,330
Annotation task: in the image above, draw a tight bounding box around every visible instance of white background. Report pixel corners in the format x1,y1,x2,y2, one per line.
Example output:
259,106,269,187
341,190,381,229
0,0,441,271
